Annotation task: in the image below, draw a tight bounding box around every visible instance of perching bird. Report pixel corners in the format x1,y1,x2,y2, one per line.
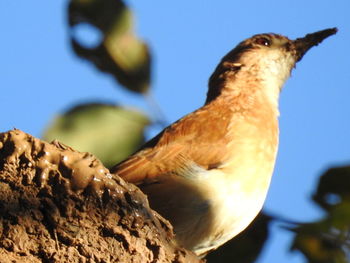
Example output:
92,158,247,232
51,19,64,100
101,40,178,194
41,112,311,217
111,28,337,256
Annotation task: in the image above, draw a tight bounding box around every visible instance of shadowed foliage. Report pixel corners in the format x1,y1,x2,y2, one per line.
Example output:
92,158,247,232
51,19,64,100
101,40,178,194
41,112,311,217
68,0,151,93
291,166,350,263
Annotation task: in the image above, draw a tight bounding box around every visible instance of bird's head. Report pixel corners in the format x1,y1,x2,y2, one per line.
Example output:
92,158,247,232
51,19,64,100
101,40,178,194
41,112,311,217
207,28,337,104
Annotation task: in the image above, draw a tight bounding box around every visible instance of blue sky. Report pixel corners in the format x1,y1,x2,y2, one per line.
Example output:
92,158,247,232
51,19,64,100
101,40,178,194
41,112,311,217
1,1,349,262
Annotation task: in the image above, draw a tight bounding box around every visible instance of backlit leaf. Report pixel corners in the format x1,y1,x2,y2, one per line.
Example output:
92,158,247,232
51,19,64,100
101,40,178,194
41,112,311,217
43,103,149,168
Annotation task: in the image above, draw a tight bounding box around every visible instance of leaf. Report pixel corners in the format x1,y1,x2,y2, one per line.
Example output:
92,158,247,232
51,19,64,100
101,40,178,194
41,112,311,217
42,103,149,168
206,212,272,263
291,221,350,263
68,0,151,93
313,166,350,211
291,165,350,263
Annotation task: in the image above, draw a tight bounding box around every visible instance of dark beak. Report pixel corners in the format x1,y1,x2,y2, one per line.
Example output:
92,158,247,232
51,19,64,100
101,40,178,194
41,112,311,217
293,28,337,61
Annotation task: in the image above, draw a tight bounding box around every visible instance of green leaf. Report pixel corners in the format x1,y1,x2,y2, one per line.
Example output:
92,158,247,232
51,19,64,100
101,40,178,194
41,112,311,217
42,103,149,168
68,0,151,93
291,165,350,263
291,221,349,263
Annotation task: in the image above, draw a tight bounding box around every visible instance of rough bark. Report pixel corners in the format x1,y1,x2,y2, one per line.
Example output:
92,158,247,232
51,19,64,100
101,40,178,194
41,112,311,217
0,129,201,263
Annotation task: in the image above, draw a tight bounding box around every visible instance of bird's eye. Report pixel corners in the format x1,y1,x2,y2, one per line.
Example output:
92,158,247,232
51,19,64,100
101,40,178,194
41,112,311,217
255,37,271,46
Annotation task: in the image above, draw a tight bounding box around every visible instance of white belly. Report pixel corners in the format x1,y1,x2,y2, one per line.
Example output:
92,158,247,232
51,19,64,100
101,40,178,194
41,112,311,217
189,167,272,255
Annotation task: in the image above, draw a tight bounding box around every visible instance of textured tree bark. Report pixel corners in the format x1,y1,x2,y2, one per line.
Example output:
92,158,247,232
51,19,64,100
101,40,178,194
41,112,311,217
0,129,201,263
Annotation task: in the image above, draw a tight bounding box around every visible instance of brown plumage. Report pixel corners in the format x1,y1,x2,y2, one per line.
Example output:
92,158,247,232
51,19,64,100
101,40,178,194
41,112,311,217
111,28,337,256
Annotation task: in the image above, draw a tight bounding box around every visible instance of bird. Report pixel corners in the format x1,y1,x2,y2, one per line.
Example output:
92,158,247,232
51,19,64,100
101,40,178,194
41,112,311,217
110,28,337,257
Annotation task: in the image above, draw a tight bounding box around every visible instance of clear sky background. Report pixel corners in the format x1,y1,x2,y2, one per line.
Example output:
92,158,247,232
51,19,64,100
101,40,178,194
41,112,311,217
1,1,349,262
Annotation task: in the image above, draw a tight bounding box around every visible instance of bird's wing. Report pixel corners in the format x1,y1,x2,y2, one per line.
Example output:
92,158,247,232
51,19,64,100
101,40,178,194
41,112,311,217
110,105,233,184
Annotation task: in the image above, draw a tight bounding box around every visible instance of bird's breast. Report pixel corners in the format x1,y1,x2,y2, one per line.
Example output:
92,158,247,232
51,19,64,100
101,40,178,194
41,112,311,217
172,112,279,254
